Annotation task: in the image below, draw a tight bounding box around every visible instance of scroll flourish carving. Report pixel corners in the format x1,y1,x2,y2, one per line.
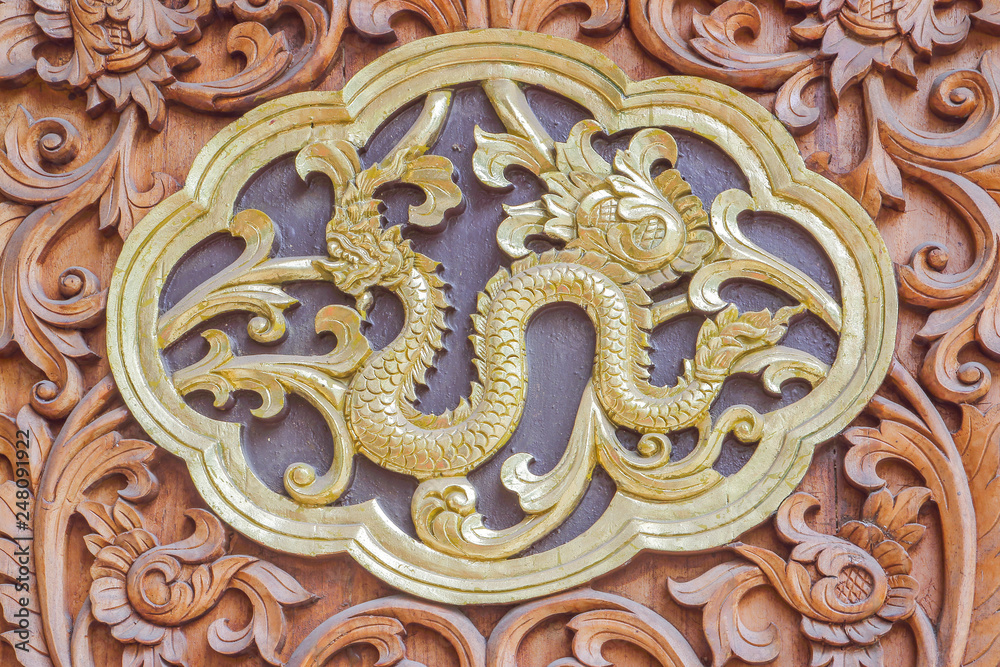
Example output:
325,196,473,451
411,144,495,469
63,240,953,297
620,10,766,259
287,596,486,667
0,377,316,667
0,0,997,661
627,0,1000,406
671,360,980,667
0,106,159,419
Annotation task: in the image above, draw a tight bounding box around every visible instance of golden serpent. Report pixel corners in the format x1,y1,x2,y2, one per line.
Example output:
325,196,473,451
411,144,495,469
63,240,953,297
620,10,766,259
327,145,799,479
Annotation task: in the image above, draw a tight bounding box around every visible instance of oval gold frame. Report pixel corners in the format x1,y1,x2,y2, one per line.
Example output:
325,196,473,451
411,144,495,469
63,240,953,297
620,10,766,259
107,29,897,604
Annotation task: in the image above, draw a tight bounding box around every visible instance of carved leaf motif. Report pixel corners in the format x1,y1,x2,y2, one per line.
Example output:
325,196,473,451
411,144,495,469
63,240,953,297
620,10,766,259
473,126,554,189
628,0,815,89
397,153,464,228
826,125,905,216
506,0,625,34
120,0,210,47
488,589,702,666
288,596,485,666
289,616,409,666
0,390,52,666
894,0,970,55
157,209,301,348
0,106,173,234
808,89,908,217
0,584,51,667
774,62,825,135
855,56,1000,404
0,406,51,665
166,0,347,114
668,562,778,667
672,358,974,667
954,405,1000,666
0,105,177,417
0,0,44,86
0,482,50,667
821,25,903,102
0,407,52,493
0,447,50,666
121,640,187,667
213,561,318,663
974,0,1000,33
349,0,465,42
34,0,108,90
690,0,810,72
16,378,158,667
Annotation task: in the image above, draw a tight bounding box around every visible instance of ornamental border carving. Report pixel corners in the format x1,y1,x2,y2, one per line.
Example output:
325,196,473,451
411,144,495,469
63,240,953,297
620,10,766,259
107,30,895,603
0,0,998,662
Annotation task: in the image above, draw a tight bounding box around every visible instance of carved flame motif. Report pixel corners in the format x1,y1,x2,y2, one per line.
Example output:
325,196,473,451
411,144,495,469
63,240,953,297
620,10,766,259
107,33,896,603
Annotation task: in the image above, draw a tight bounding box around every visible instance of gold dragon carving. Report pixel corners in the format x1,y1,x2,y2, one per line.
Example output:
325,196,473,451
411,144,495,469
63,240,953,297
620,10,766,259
106,32,895,602
0,0,998,661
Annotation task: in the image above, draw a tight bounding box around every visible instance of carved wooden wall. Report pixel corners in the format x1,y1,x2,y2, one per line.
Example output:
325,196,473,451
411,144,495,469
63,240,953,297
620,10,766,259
0,0,998,664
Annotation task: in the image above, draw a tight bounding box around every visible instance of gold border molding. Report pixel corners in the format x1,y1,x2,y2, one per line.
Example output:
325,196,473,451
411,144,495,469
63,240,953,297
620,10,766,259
106,30,897,603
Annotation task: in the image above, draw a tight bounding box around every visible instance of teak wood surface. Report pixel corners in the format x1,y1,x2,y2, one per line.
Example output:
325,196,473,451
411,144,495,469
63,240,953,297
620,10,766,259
1,0,998,664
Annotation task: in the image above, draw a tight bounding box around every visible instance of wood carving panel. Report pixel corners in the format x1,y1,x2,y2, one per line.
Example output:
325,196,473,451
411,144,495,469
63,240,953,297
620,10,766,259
107,32,895,602
0,0,997,663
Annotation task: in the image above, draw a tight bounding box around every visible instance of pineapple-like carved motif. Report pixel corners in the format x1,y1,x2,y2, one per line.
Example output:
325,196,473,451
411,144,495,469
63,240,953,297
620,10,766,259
671,488,928,667
107,32,896,603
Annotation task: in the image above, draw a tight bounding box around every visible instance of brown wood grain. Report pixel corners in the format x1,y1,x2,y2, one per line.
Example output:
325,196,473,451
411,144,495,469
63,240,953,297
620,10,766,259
2,0,999,664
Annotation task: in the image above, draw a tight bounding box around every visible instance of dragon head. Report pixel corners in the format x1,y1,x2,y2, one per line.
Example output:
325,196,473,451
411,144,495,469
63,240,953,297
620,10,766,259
322,200,415,316
299,139,459,317
479,122,718,287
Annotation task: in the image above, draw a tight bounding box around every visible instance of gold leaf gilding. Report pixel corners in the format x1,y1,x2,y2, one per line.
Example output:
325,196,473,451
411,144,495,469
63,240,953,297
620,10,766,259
107,31,896,604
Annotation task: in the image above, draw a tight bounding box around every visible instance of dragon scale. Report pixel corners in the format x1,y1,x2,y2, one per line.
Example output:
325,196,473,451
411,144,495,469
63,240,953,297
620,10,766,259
346,247,796,480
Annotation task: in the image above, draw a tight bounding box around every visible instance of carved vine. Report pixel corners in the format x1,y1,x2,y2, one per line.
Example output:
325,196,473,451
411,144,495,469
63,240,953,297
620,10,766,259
0,377,316,667
1,0,1000,664
628,0,1000,407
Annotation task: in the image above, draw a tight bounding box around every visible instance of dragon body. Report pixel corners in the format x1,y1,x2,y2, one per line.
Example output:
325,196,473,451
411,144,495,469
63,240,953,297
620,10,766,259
342,240,796,479
317,131,799,480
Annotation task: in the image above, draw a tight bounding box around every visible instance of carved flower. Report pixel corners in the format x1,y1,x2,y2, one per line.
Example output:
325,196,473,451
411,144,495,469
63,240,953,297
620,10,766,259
789,0,971,99
671,488,930,667
0,0,211,129
82,499,316,666
474,119,717,287
734,489,929,664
